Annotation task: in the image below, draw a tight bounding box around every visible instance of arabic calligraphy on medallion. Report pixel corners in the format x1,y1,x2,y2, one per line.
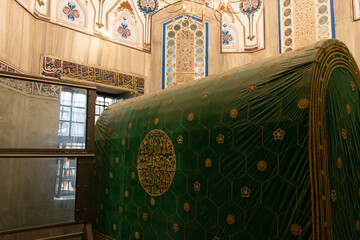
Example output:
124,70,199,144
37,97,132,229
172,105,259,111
137,129,176,196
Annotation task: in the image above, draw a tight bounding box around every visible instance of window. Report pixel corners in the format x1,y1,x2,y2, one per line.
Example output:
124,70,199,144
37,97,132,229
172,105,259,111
95,95,123,122
58,88,87,149
54,157,77,199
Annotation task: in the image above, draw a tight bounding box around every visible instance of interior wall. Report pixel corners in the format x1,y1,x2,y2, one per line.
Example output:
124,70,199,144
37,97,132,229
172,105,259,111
0,0,151,93
334,0,360,66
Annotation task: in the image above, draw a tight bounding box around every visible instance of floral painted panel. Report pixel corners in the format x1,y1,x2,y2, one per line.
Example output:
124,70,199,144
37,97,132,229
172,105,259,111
57,0,86,27
114,14,138,44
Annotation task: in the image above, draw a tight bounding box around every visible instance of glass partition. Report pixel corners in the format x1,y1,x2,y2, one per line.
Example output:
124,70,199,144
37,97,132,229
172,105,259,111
0,77,87,149
0,157,77,231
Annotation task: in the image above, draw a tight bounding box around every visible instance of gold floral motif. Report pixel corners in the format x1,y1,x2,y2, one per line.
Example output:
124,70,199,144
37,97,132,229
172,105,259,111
173,224,179,233
241,186,251,198
116,157,119,163
290,224,302,236
184,202,190,212
128,122,133,129
356,220,360,231
142,213,148,221
273,128,285,141
138,130,176,196
297,98,309,109
205,158,212,168
105,188,109,194
216,134,225,144
230,109,238,119
139,106,144,111
131,172,136,180
177,135,183,144
108,128,112,133
154,118,159,125
351,81,356,91
113,224,117,231
100,203,104,209
169,98,174,105
119,207,123,214
150,198,156,206
135,232,140,239
248,84,256,92
337,157,342,169
331,189,336,203
257,160,267,172
194,181,201,192
188,113,194,122
227,214,235,225
342,129,347,140
202,92,209,100
346,105,351,114
109,172,113,179
125,190,129,198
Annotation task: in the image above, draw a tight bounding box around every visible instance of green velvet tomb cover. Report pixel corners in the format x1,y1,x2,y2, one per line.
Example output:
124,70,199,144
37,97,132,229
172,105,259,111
92,39,360,240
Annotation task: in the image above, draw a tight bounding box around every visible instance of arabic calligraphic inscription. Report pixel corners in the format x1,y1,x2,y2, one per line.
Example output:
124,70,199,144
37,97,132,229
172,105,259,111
137,129,176,196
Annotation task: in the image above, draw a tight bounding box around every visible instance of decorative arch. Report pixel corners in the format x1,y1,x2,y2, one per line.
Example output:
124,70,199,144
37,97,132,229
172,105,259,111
162,15,209,89
113,12,139,45
57,0,87,28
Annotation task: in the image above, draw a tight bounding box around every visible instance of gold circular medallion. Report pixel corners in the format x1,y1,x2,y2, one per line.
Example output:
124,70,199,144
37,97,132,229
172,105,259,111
230,109,238,119
227,214,235,225
138,130,176,196
184,202,190,212
154,118,159,125
115,157,119,164
205,158,212,168
346,104,351,114
290,224,302,236
297,98,309,109
128,122,133,129
150,198,156,206
257,160,267,172
188,113,194,122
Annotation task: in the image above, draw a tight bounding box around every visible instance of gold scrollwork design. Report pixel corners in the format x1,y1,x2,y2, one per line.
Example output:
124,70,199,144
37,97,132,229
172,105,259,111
137,130,176,196
273,128,285,141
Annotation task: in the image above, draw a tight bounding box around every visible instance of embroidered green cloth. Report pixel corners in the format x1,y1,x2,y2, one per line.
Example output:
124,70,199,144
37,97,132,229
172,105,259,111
92,39,360,240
